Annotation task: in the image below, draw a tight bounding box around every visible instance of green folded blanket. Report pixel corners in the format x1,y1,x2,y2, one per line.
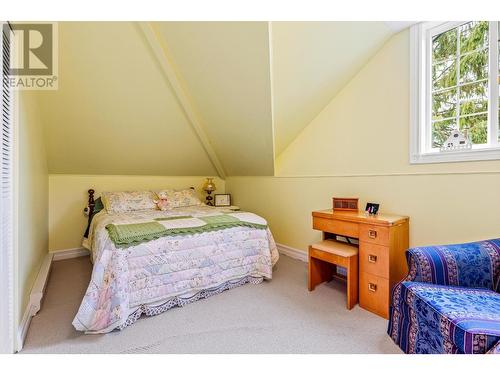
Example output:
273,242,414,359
106,214,267,248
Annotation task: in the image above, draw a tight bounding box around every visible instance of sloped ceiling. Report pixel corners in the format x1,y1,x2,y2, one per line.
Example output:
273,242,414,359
39,22,217,176
38,21,403,177
154,22,274,176
271,22,393,155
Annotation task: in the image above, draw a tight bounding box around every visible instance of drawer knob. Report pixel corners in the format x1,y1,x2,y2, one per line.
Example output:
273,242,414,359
368,283,377,292
368,254,377,263
368,229,377,239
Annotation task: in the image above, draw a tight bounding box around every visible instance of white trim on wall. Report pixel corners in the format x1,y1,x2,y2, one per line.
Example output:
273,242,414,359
16,247,90,351
409,23,422,165
228,170,500,179
50,247,90,261
276,243,308,263
16,253,53,352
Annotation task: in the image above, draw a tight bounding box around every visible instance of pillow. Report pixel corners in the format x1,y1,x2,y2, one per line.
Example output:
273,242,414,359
93,197,104,215
155,188,203,210
102,191,157,213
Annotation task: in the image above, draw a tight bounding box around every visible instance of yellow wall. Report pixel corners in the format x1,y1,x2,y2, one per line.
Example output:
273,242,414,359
226,30,500,253
271,22,392,155
48,174,225,252
226,174,500,252
276,30,500,176
17,91,49,326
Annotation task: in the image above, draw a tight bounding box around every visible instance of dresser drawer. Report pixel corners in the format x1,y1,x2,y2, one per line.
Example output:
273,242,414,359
359,224,390,245
313,217,358,238
359,272,389,319
359,242,389,278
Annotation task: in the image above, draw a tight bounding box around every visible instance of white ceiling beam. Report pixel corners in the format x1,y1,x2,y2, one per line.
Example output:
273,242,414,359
137,22,226,179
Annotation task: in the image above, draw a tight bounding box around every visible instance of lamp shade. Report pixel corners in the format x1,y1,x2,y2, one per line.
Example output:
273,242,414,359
203,178,216,192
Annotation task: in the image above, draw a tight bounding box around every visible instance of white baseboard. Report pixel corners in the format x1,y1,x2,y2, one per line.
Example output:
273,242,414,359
51,247,90,261
276,243,308,263
17,303,33,352
17,253,53,352
17,247,90,351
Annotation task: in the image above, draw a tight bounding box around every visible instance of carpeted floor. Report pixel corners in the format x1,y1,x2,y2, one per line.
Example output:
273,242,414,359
21,254,401,354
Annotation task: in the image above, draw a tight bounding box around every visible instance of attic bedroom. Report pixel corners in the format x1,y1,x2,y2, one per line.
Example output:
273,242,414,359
1,2,500,365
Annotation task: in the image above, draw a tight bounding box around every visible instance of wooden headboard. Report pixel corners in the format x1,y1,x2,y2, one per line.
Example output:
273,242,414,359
84,189,95,238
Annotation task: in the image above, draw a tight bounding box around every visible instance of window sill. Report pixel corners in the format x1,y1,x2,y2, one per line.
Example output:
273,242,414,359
410,147,500,164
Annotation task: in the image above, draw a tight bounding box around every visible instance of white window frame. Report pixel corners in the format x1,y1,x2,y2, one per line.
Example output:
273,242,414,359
410,21,500,164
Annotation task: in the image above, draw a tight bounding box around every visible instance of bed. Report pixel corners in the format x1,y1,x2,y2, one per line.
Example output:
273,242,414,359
73,189,279,334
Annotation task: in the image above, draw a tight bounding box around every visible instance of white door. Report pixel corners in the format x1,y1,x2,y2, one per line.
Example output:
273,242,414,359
0,22,15,354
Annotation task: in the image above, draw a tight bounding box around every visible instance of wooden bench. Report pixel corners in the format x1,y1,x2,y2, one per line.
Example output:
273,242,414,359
308,240,359,310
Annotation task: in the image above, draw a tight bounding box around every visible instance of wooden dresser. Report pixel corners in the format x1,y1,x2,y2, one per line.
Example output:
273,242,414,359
311,209,409,318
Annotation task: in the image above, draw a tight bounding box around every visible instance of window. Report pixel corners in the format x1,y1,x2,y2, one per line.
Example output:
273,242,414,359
410,21,500,163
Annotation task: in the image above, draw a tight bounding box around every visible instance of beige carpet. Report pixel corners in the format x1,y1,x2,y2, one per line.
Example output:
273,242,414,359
21,254,401,354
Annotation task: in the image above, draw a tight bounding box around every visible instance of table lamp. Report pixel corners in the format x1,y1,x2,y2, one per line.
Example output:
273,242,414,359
203,178,216,206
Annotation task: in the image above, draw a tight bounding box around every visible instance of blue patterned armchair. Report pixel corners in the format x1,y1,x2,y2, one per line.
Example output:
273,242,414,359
388,239,500,354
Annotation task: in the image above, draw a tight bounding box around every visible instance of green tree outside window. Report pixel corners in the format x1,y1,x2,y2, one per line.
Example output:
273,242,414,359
431,21,489,147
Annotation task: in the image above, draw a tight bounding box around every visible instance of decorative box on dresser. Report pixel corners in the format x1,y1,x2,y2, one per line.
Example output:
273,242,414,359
311,209,409,319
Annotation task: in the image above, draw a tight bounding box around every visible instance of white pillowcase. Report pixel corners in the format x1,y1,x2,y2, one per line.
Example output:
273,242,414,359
102,191,157,213
155,188,203,210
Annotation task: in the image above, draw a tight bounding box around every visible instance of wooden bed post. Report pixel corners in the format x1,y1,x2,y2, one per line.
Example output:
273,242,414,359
84,189,95,238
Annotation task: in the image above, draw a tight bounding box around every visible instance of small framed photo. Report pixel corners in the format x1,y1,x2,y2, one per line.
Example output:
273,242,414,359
214,194,231,207
365,202,380,215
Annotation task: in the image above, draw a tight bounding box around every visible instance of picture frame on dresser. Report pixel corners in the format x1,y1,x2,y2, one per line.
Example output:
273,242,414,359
214,193,231,207
365,202,380,215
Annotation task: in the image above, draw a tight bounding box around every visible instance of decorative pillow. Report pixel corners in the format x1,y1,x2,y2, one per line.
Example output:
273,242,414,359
155,188,203,209
102,191,157,213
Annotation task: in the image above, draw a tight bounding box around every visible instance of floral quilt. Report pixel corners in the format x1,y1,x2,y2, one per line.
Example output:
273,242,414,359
73,206,279,333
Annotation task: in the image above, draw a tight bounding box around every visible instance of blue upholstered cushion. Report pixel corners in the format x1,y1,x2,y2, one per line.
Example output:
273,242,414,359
406,239,500,291
396,281,500,354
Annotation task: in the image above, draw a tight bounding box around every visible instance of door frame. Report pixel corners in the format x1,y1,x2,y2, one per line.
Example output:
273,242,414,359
0,21,17,353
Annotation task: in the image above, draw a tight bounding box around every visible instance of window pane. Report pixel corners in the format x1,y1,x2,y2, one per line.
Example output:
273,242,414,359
459,113,487,144
433,28,457,61
459,81,488,115
432,88,456,120
429,21,492,150
433,59,456,90
460,21,488,54
459,50,488,83
432,119,456,148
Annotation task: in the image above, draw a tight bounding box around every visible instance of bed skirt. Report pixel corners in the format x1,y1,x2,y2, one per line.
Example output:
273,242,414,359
116,275,265,331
